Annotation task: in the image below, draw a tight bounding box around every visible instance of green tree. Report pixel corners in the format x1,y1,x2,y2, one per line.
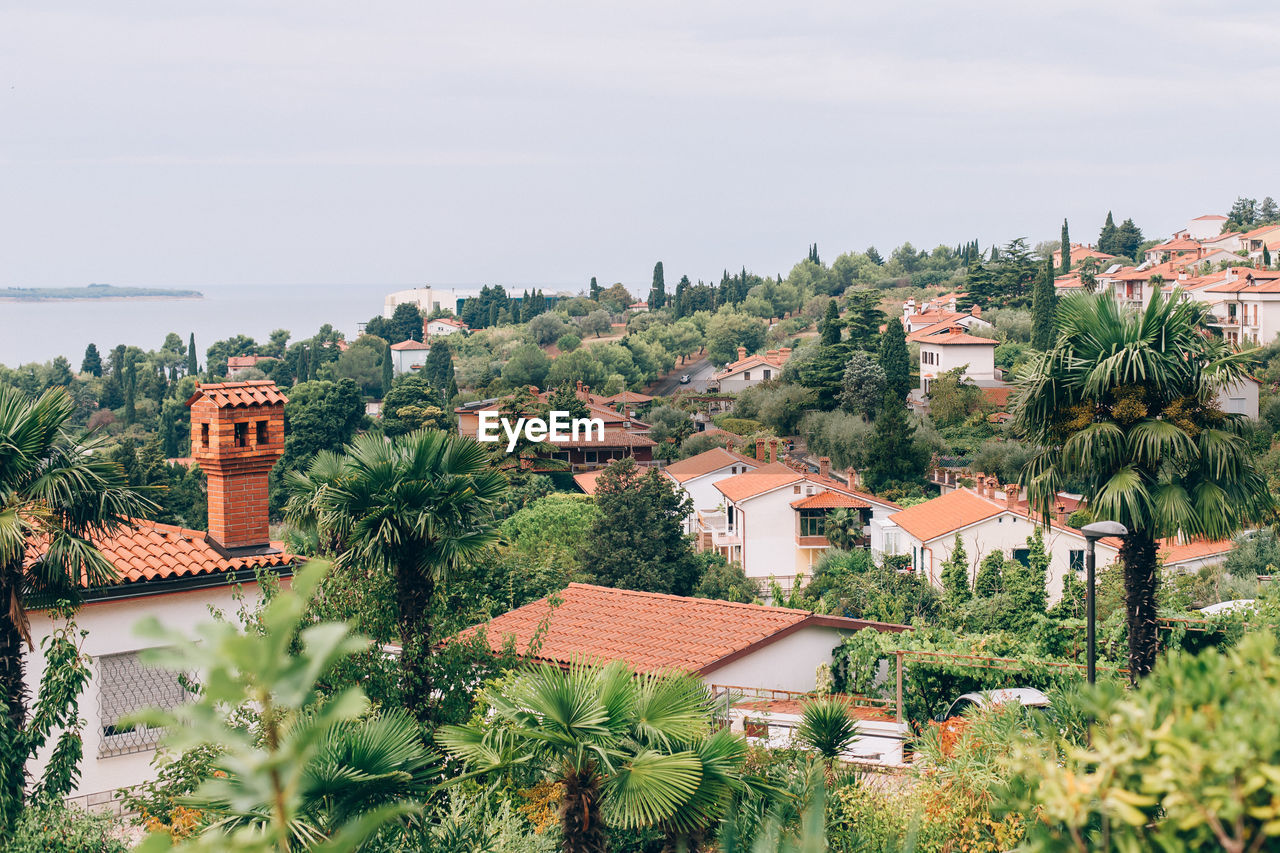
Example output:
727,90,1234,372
1031,257,1058,351
81,343,102,377
878,318,912,403
123,356,137,424
48,356,74,387
386,302,423,344
941,535,971,606
973,551,1004,597
1016,290,1275,678
585,458,701,596
0,388,157,829
528,312,567,346
380,374,447,437
1097,211,1118,255
502,343,552,389
1225,196,1259,231
838,352,887,416
794,696,858,764
843,290,885,350
287,432,506,724
502,493,601,573
705,311,767,366
187,333,198,376
437,660,744,853
1005,527,1048,622
380,341,393,397
819,300,842,346
1059,219,1071,274
863,397,928,492
423,339,456,400
649,260,666,309
823,507,863,550
1115,218,1144,259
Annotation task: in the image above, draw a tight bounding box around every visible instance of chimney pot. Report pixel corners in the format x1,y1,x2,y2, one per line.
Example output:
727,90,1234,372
737,346,747,361
768,438,778,463
1005,484,1019,509
755,438,766,460
818,456,830,478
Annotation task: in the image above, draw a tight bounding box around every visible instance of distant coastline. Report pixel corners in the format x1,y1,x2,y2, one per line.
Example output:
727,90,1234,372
0,283,204,302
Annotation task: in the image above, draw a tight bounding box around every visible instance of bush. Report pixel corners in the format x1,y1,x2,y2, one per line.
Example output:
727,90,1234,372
556,333,581,352
717,416,767,436
9,802,127,853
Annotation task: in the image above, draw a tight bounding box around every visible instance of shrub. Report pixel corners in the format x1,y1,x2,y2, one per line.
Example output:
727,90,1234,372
9,802,127,853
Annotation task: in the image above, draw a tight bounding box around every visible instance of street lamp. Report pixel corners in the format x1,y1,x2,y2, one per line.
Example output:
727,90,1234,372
1081,520,1128,684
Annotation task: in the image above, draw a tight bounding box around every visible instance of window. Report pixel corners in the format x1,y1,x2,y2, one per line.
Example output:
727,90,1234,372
98,651,194,757
233,421,248,448
200,422,209,447
798,508,828,537
1070,550,1085,572
255,420,268,445
763,369,771,380
794,485,802,494
1012,548,1030,567
743,371,751,380
584,450,598,464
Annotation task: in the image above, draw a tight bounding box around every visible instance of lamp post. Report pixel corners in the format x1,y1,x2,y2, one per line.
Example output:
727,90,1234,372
1081,520,1128,684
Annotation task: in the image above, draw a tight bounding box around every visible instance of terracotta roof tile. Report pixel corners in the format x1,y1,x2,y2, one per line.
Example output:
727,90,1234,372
572,469,606,495
458,583,907,673
716,462,804,502
914,326,998,346
389,339,432,351
539,428,656,448
31,519,295,588
790,491,871,509
889,489,1006,542
1158,537,1235,566
664,447,760,483
186,380,288,409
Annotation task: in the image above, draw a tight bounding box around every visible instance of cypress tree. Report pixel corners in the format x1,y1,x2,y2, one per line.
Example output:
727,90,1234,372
381,342,394,397
649,261,665,309
187,333,198,376
1059,219,1071,273
1098,211,1118,255
819,300,842,346
123,358,137,425
1031,257,1058,351
863,396,927,492
81,343,103,377
973,552,1004,598
941,535,971,606
878,318,912,401
1265,245,1273,268
297,344,307,383
309,341,320,381
590,276,601,301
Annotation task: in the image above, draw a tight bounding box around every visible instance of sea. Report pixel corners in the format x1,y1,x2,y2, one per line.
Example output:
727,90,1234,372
0,282,565,368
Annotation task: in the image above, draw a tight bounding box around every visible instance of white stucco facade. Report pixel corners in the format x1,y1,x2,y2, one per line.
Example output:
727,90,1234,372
667,462,758,534
701,624,856,694
24,579,280,811
918,337,997,394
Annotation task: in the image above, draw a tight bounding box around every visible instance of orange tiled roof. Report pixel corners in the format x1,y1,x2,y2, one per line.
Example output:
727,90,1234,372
906,316,992,343
715,462,805,502
889,489,1005,542
186,380,288,408
31,519,295,588
982,386,1014,408
1158,537,1235,566
458,583,908,674
790,491,871,509
539,429,656,449
664,447,760,483
914,326,998,346
572,469,606,495
389,339,431,351
1192,214,1228,221
1205,269,1280,293
599,390,655,405
712,349,792,381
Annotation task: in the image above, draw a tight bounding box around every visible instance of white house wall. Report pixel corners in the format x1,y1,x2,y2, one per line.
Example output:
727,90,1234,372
25,580,278,811
701,625,854,693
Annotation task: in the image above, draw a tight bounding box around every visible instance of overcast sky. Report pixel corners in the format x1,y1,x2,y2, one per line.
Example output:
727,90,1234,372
3,1,1278,290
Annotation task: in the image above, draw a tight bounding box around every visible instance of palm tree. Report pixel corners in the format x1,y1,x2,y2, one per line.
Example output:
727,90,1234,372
193,710,438,847
287,430,507,723
793,697,859,763
823,509,863,551
0,387,157,817
437,660,745,853
1015,290,1275,678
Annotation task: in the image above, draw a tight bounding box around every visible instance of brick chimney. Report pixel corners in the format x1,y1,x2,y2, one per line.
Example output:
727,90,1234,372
726,438,735,452
1056,503,1068,524
756,438,766,460
737,346,747,362
818,456,830,479
985,476,998,500
845,467,858,488
188,380,287,555
1004,484,1019,509
768,438,778,463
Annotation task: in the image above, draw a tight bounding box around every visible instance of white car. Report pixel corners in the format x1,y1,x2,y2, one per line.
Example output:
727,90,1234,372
1199,599,1255,616
935,687,1050,722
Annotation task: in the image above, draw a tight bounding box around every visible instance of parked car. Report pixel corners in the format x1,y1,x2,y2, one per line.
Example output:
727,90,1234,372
679,374,691,384
934,687,1050,723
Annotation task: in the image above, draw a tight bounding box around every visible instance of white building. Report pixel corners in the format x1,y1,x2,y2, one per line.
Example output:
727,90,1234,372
25,381,298,813
712,347,792,392
389,338,431,374
910,324,999,394
870,481,1120,603
425,317,468,337
663,445,761,534
383,286,473,319
1177,214,1229,242
699,460,900,591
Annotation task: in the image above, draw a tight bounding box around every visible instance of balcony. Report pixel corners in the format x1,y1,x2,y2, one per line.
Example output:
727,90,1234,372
696,510,741,549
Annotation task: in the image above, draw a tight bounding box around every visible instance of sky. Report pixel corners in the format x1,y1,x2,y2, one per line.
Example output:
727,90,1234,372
3,1,1279,291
